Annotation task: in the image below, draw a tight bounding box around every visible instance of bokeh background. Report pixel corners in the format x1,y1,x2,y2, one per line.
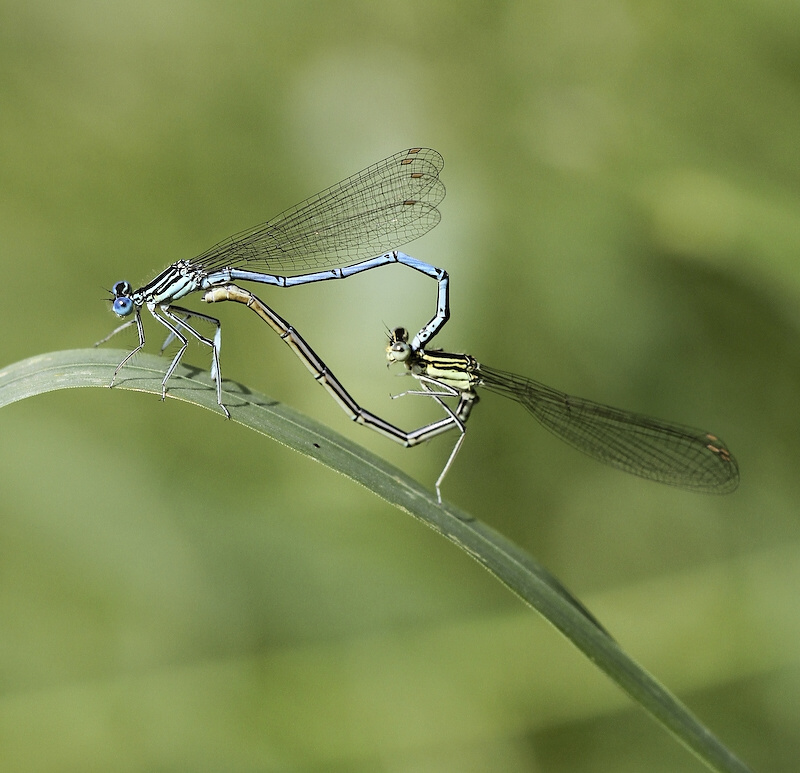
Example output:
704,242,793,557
1,2,798,771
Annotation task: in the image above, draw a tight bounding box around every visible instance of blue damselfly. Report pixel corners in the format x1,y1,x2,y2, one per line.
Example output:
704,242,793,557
99,148,448,417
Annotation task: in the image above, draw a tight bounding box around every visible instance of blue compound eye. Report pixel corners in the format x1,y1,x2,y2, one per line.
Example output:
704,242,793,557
112,297,134,317
112,280,132,296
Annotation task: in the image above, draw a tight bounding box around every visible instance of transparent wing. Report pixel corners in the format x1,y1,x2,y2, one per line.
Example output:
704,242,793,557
191,148,445,275
478,365,739,493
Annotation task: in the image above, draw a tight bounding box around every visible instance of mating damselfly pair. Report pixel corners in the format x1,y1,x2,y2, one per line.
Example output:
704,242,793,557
99,148,739,501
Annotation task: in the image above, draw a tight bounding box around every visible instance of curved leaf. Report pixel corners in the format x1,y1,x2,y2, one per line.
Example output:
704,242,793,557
0,348,753,773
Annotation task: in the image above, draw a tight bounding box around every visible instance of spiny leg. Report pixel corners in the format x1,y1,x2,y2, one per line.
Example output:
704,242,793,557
392,377,470,503
109,309,146,388
147,306,189,400
94,318,137,347
163,305,223,382
161,305,230,418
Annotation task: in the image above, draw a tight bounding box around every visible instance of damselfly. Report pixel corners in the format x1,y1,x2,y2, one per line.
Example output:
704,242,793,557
385,327,739,501
98,148,449,418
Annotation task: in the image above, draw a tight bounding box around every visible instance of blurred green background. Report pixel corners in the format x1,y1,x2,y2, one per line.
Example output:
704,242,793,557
1,1,798,771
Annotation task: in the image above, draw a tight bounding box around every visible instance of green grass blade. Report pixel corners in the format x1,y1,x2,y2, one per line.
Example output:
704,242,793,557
0,348,754,773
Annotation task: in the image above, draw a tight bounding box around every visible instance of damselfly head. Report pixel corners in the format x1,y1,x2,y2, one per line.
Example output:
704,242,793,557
386,326,411,365
111,280,134,317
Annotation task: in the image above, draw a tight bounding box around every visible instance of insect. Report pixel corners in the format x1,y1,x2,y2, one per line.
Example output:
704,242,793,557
98,148,448,417
385,327,739,501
